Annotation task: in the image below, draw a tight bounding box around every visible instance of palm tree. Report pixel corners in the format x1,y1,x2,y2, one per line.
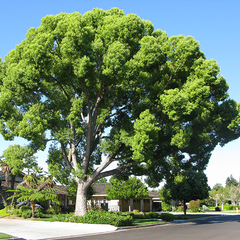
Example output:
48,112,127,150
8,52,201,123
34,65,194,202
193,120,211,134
8,173,60,218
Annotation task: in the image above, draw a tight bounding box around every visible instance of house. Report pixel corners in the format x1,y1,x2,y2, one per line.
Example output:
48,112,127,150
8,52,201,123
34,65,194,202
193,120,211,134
0,171,161,212
51,183,161,213
89,183,161,212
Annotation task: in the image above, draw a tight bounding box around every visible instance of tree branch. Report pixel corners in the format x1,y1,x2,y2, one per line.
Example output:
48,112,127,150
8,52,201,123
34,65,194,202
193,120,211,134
163,61,184,90
60,141,73,171
51,76,71,100
94,160,136,181
86,143,124,186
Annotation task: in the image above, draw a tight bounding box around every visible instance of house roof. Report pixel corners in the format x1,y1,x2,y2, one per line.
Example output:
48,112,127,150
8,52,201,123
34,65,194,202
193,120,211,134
0,171,25,176
53,185,69,195
92,183,159,199
92,183,110,196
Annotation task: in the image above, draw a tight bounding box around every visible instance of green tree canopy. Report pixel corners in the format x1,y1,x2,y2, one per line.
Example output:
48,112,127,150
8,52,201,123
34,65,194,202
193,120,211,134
106,176,149,211
0,8,240,216
161,168,209,215
0,145,38,205
1,145,37,175
226,174,238,187
209,184,228,208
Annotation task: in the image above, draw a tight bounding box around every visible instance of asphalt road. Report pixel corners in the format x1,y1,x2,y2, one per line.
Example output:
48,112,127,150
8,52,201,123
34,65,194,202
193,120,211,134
70,215,240,240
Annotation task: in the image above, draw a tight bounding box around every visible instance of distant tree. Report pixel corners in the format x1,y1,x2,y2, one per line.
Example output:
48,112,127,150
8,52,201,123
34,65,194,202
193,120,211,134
227,185,239,204
209,184,228,209
0,145,38,205
226,175,238,187
106,176,149,212
161,169,209,215
8,172,60,218
212,183,223,191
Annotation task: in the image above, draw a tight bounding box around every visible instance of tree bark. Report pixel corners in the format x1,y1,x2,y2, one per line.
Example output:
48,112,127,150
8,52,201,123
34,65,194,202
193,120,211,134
31,201,36,218
184,200,187,215
75,181,88,216
0,187,7,206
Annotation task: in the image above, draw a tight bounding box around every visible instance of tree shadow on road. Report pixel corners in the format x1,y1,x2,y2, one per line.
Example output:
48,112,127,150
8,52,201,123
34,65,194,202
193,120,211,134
185,215,240,225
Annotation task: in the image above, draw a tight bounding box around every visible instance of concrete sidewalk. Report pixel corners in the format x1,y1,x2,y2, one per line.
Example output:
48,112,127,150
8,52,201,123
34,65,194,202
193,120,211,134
0,218,117,240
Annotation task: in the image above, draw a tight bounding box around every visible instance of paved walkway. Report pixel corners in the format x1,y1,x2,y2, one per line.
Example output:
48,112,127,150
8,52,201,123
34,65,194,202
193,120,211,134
0,218,117,240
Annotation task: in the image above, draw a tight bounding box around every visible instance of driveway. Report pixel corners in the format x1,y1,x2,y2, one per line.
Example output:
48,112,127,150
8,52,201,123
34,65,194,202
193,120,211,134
0,218,117,240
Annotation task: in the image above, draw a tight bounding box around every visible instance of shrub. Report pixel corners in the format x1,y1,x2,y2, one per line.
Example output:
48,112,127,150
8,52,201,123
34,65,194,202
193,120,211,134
35,208,44,218
160,213,174,222
126,212,134,217
189,201,200,212
215,207,221,211
21,205,32,211
0,208,11,217
177,206,184,212
12,209,21,217
146,212,159,218
21,210,32,219
50,210,133,227
5,204,15,213
46,204,61,214
223,205,233,210
223,205,240,210
161,202,172,212
132,213,151,219
208,206,216,210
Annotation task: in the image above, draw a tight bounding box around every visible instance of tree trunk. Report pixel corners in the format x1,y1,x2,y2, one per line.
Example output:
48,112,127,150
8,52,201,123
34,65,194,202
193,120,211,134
184,200,187,215
31,202,35,218
0,188,7,206
75,182,88,216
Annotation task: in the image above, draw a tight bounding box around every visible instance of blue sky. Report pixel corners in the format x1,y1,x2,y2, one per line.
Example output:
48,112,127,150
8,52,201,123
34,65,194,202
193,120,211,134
0,0,239,188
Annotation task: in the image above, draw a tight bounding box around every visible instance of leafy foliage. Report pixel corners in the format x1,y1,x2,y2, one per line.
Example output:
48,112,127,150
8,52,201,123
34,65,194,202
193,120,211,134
160,213,175,222
161,202,172,212
1,145,38,175
161,168,209,214
145,212,160,218
50,210,133,227
225,174,238,187
106,176,149,202
189,200,200,212
7,172,60,217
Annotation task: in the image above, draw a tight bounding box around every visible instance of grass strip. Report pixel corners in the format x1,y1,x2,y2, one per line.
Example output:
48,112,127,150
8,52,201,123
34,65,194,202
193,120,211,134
132,219,163,225
0,233,15,239
0,209,11,217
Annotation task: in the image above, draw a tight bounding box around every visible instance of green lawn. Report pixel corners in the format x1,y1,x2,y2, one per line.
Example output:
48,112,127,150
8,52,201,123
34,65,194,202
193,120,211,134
0,233,15,239
132,219,163,225
0,208,10,217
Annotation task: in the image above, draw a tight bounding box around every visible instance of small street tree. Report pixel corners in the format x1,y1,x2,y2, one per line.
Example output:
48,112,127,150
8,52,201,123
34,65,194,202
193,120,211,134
0,145,38,205
161,168,209,215
8,172,60,218
106,176,149,212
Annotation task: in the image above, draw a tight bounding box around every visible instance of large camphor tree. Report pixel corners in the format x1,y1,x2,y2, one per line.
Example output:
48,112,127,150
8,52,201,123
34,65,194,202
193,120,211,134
0,8,240,216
